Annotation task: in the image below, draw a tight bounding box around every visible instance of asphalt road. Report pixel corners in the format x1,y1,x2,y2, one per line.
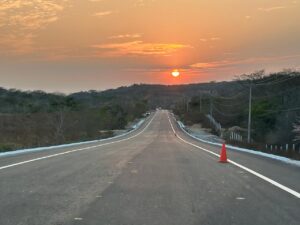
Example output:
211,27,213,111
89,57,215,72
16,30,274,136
0,110,299,225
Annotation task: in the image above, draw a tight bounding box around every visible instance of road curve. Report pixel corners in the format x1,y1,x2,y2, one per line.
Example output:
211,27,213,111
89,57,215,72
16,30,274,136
0,110,299,225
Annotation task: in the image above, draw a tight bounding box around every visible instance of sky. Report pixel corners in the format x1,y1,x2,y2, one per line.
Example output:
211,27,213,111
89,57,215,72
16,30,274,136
0,0,300,93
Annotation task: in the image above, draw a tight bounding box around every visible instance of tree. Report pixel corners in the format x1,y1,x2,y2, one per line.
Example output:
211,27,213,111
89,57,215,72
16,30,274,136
236,70,266,82
49,97,78,143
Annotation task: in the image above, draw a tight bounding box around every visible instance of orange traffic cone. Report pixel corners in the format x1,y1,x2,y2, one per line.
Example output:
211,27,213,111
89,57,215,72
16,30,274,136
219,143,228,163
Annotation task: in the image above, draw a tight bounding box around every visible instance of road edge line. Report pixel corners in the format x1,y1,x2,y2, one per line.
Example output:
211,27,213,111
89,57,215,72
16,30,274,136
167,112,300,199
0,112,157,171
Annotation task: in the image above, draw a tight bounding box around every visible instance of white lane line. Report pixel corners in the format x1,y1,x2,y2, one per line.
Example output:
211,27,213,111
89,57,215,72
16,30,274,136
167,113,300,199
0,118,147,158
0,113,157,171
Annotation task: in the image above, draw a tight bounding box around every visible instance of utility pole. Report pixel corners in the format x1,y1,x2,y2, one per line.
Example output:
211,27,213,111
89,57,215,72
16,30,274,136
199,93,202,113
247,84,252,144
186,97,189,113
184,96,189,113
210,91,213,118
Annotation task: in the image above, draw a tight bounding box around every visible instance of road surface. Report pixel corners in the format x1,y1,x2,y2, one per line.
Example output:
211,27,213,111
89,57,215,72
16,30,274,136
0,110,299,225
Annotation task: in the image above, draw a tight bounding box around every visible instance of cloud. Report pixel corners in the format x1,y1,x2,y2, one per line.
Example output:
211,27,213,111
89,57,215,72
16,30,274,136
109,33,142,39
134,0,156,7
0,1,65,29
93,11,114,17
0,0,69,55
200,37,221,43
258,6,287,12
190,54,300,70
0,1,31,11
210,37,221,41
0,33,36,55
92,41,191,57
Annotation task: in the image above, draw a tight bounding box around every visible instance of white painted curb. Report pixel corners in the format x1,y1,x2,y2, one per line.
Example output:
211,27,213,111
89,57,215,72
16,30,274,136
177,120,300,167
0,117,147,158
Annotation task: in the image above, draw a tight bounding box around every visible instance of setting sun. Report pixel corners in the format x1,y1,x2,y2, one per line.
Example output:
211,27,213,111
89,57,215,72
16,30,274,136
171,70,180,78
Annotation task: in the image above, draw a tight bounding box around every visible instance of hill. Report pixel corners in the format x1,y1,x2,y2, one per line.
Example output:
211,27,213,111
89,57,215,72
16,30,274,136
0,69,300,156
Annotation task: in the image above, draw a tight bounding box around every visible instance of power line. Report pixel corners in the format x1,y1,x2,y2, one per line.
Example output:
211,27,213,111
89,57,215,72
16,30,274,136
257,107,300,117
212,105,242,117
209,90,246,100
254,75,281,84
213,100,244,108
255,107,300,117
255,76,298,86
253,86,300,100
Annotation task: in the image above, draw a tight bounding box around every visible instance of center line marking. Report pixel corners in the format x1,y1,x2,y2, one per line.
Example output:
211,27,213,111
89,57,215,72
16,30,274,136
74,218,83,221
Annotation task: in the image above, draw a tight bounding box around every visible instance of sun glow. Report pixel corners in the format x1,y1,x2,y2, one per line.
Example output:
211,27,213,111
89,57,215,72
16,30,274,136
171,69,180,77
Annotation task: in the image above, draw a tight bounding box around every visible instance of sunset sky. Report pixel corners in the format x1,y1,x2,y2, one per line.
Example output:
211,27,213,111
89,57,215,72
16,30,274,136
1,0,300,93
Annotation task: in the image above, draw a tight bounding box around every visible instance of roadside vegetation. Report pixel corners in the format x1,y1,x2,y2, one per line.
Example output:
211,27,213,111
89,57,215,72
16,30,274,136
172,70,300,159
1,69,300,158
0,88,148,152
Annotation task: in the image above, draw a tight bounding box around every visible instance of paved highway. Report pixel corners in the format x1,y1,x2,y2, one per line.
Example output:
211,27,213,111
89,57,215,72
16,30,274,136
0,110,299,225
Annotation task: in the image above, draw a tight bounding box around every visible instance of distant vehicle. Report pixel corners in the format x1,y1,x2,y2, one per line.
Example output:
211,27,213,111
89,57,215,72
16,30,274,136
143,112,151,117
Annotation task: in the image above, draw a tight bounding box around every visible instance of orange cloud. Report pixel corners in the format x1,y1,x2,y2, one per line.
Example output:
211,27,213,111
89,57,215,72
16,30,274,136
0,33,38,55
134,0,156,7
0,1,65,30
258,6,287,12
0,0,68,55
190,54,300,70
93,11,115,17
109,33,142,39
200,37,221,43
92,41,191,57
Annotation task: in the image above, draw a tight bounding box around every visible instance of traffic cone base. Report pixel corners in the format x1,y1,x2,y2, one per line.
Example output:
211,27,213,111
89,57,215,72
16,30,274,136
219,143,228,163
